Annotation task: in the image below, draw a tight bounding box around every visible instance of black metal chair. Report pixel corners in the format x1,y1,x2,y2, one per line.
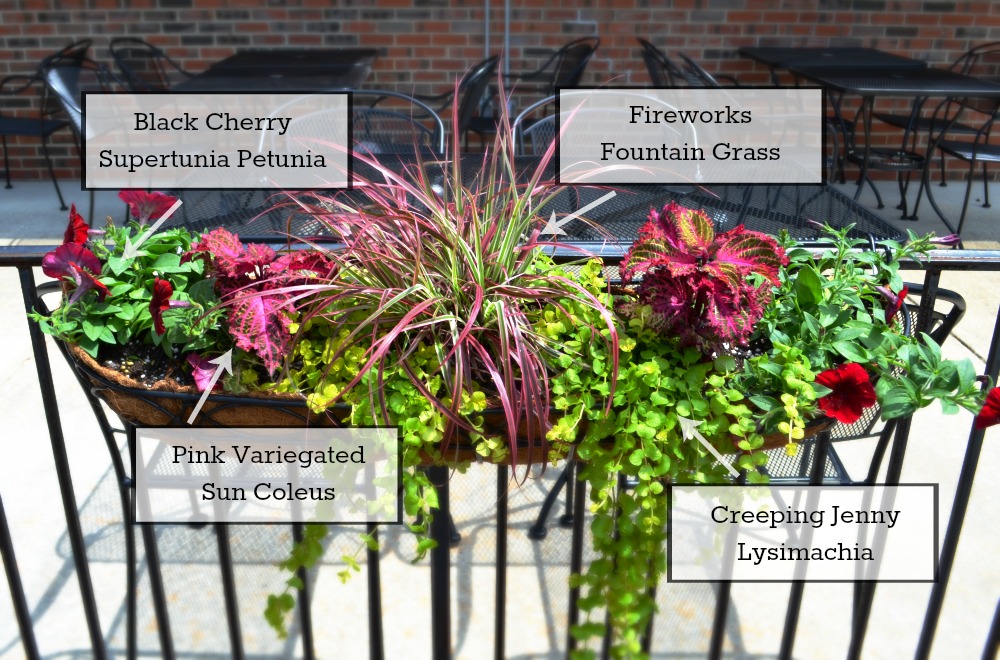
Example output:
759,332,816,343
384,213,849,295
873,42,1000,189
408,56,499,148
110,37,195,92
40,56,123,222
763,282,966,486
914,94,1000,239
676,52,741,88
0,39,92,210
0,73,70,209
503,37,599,98
637,38,684,87
349,90,446,158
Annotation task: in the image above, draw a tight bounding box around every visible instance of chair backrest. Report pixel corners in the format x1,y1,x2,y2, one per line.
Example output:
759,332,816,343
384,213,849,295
637,38,683,87
271,90,445,159
110,38,191,91
39,39,92,71
952,41,1000,78
677,52,724,88
454,56,499,132
40,57,119,140
351,91,445,157
549,37,600,91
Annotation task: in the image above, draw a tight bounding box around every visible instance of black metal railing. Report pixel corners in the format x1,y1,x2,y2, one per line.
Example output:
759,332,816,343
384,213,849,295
2,244,1000,659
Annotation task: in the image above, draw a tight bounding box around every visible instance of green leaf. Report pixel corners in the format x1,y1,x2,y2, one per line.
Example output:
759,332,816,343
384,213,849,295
749,395,778,412
107,255,133,276
833,340,870,363
792,265,823,306
82,321,104,342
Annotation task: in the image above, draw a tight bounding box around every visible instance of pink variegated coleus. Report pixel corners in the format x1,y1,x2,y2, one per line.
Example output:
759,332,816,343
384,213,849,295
618,201,787,350
185,228,336,375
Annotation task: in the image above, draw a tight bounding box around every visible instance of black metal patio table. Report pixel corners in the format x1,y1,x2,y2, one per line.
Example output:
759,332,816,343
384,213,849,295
172,48,378,92
163,154,904,249
739,46,926,84
789,65,1000,223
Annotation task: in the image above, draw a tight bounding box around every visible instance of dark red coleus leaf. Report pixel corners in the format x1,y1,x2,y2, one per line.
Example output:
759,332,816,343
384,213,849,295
63,204,89,245
619,202,786,349
974,387,1000,429
815,362,878,424
150,277,173,335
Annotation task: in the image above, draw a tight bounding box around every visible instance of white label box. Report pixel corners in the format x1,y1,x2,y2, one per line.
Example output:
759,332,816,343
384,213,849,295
83,92,350,189
134,427,399,524
669,484,937,582
555,88,823,184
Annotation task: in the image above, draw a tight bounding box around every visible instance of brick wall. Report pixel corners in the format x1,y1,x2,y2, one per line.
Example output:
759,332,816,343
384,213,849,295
1,0,997,183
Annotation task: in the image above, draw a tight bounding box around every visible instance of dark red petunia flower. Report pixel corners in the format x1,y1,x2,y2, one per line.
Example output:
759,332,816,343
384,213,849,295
42,243,108,303
118,190,179,226
63,204,90,245
149,277,174,335
974,387,1000,429
815,362,878,424
876,285,909,325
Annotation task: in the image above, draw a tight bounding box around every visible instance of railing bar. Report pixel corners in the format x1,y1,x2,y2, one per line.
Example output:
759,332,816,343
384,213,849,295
778,430,831,660
916,304,1000,659
494,465,507,660
17,266,107,659
366,522,384,660
601,473,627,660
561,461,575,526
566,467,586,654
641,583,656,655
138,523,175,659
215,524,245,660
292,524,315,660
428,466,451,660
0,492,40,660
709,466,745,660
850,270,942,658
982,599,1000,660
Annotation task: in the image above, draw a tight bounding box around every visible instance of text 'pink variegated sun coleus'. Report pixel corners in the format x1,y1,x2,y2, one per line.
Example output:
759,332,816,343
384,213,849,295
619,201,787,350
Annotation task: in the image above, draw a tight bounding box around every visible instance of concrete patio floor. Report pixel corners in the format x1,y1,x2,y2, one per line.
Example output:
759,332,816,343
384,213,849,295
0,176,998,658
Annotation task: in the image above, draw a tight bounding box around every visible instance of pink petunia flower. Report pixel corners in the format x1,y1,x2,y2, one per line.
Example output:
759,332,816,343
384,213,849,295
186,353,222,392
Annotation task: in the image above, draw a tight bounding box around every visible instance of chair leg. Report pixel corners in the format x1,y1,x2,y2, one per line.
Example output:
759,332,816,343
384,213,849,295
40,132,68,211
939,153,947,187
955,164,977,239
2,135,10,189
982,163,991,208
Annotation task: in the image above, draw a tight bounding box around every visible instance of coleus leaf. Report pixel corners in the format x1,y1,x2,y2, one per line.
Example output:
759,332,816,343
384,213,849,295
228,292,292,375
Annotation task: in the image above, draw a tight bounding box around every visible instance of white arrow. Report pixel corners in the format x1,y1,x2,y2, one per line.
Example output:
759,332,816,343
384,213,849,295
540,190,617,236
186,350,233,425
677,415,740,478
122,199,183,259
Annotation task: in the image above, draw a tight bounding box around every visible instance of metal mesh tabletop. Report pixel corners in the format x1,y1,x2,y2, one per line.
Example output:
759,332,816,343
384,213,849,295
161,155,903,251
174,48,378,92
740,47,926,71
789,65,1000,96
